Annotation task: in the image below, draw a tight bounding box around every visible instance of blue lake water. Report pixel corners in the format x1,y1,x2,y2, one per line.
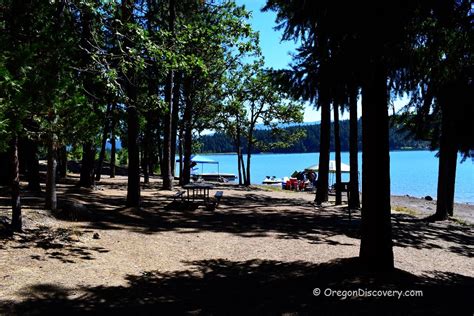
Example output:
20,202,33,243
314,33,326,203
180,151,474,203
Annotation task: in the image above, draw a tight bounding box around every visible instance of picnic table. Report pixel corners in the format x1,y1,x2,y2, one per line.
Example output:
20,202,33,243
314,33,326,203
182,182,215,203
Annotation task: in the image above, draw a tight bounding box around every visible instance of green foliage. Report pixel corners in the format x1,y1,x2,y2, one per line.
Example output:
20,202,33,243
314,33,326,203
0,0,107,152
68,145,84,162
118,148,128,166
0,0,269,161
178,1,261,133
216,61,305,152
396,1,474,159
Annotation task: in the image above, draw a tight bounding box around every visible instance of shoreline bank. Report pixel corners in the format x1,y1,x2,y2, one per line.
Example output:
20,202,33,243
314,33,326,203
251,184,474,224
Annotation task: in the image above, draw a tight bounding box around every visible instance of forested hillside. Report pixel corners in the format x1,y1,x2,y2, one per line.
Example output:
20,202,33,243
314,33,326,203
199,119,430,153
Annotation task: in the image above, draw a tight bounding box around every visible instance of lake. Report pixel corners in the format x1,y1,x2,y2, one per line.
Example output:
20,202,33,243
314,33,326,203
180,151,474,203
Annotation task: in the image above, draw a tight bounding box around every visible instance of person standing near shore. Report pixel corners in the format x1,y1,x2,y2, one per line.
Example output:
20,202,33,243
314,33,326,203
308,171,318,187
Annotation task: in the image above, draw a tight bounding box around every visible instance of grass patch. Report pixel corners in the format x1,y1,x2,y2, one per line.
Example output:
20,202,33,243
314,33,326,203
255,185,283,192
449,217,470,226
392,205,418,216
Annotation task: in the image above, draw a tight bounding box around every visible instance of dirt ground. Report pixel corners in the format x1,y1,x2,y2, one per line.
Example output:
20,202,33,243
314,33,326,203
0,174,472,315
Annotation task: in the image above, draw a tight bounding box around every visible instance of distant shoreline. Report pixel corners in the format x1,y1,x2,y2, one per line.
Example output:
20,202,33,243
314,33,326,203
199,149,434,155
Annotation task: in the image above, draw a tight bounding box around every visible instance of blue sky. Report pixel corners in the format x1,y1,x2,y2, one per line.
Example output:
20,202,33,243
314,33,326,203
234,0,407,122
234,0,296,70
234,0,348,121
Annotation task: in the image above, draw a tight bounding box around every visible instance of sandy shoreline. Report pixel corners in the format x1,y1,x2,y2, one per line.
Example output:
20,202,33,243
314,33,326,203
252,184,474,224
390,194,474,224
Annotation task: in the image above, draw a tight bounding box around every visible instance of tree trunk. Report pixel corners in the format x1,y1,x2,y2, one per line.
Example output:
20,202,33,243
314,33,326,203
110,104,117,178
157,119,163,175
96,104,111,181
237,147,243,186
10,134,22,231
45,135,57,212
126,105,141,206
148,146,156,177
142,107,155,183
120,0,140,206
44,1,64,212
79,142,95,187
24,139,41,191
236,117,243,185
315,94,330,204
144,0,157,180
239,151,247,185
110,130,116,178
178,128,184,185
183,127,193,185
142,143,149,184
142,118,152,184
245,152,251,186
435,145,457,220
170,72,181,177
334,102,342,205
162,73,174,190
5,5,25,228
348,86,361,209
446,156,457,217
162,0,176,190
182,76,193,185
245,132,253,186
435,102,457,219
95,130,107,181
359,62,394,272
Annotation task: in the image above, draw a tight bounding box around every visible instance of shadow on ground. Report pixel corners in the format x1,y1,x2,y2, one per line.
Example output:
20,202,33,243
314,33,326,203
70,191,363,245
0,226,109,263
1,179,473,258
0,257,472,315
392,214,474,257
